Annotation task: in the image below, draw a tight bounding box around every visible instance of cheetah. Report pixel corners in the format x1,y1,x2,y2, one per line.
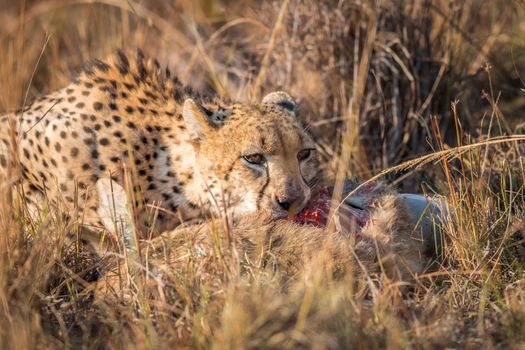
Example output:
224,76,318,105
0,50,319,250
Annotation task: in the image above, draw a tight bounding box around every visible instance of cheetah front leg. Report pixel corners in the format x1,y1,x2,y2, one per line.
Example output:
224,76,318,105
16,178,114,254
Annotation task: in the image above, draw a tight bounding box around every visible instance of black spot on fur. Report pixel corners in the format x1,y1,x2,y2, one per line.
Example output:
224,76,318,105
116,50,130,74
136,49,147,79
84,59,110,75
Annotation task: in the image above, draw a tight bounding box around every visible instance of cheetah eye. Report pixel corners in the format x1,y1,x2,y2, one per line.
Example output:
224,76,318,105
242,153,266,166
297,149,313,162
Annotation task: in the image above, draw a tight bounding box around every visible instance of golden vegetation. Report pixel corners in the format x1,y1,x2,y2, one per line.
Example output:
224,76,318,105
1,0,525,348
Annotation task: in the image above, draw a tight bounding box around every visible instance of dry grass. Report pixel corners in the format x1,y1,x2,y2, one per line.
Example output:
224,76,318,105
1,0,525,348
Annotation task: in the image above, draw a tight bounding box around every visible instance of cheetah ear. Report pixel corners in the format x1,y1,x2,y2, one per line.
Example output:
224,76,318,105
182,99,215,142
262,91,297,116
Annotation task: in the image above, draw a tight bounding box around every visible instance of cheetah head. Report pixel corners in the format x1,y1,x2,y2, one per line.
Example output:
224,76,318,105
182,92,319,219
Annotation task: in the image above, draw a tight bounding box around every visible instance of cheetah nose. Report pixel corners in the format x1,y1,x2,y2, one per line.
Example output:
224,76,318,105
275,193,301,211
276,197,292,211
